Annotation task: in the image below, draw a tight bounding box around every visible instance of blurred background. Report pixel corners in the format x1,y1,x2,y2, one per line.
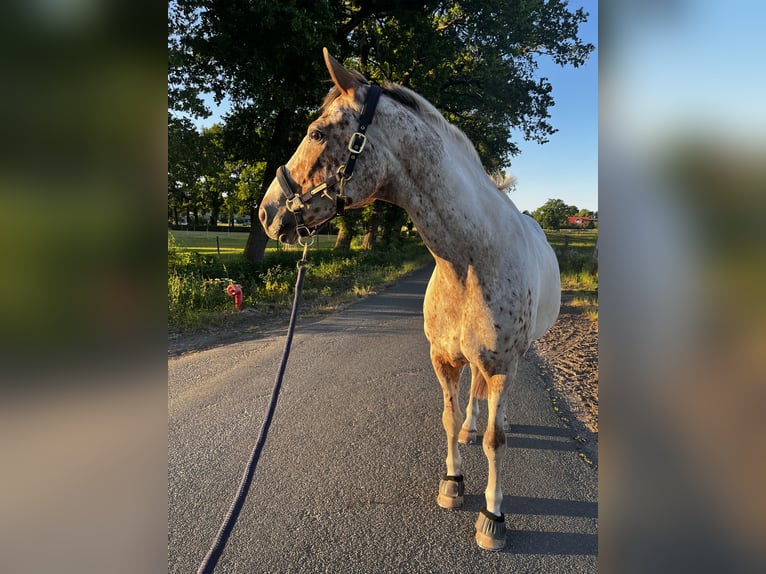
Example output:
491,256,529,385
0,1,167,573
600,0,766,572
0,0,764,572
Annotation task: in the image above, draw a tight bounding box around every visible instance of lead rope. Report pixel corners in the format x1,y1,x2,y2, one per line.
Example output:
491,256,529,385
196,238,313,574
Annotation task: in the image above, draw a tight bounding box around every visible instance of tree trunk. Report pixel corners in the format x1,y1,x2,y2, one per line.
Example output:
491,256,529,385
380,204,406,246
334,211,360,250
334,218,353,250
245,222,270,264
210,203,220,231
361,202,380,250
244,109,292,264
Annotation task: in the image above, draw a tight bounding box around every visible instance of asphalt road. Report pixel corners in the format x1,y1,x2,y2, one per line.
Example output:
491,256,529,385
168,264,597,573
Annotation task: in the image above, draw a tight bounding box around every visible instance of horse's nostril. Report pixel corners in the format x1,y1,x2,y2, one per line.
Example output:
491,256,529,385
258,206,268,226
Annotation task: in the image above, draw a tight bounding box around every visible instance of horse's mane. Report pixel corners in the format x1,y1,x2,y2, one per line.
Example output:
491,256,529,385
388,86,522,201
322,79,514,199
382,84,485,172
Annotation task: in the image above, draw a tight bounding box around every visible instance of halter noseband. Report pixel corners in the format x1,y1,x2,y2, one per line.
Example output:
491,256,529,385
276,85,383,238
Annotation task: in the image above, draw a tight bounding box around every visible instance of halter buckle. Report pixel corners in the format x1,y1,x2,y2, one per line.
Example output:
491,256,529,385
347,132,367,154
285,195,305,213
310,182,330,200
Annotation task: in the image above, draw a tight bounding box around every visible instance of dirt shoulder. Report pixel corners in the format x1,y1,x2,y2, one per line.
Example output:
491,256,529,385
531,292,599,465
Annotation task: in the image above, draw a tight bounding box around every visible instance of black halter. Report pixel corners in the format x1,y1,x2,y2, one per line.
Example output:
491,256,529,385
276,85,382,238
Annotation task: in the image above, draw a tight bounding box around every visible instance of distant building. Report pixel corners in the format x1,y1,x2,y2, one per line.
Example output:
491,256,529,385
567,215,592,226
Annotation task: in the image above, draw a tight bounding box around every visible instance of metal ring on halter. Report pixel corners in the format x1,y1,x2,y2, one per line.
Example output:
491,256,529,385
297,236,313,268
337,164,352,184
297,233,316,247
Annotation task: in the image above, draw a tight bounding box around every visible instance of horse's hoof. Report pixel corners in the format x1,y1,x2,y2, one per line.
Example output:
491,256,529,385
474,507,506,551
458,429,478,444
436,475,464,509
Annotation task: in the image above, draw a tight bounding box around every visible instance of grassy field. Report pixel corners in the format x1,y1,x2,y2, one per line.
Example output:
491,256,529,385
168,227,598,330
168,229,433,330
170,229,341,254
544,228,598,319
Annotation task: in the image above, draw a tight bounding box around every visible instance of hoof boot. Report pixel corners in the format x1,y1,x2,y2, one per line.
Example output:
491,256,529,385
475,507,506,551
436,475,464,509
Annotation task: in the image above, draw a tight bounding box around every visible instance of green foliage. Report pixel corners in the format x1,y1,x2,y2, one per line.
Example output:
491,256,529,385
169,0,594,260
170,0,593,171
532,198,574,230
344,1,592,169
544,229,598,294
168,231,432,329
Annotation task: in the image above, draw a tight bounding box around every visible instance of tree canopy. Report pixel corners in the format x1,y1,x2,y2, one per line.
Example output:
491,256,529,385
531,198,596,230
168,0,594,260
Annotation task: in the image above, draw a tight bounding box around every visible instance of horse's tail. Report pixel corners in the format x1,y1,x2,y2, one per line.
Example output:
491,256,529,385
472,374,489,400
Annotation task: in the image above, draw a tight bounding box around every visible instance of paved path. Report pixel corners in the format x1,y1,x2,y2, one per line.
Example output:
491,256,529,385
168,265,597,573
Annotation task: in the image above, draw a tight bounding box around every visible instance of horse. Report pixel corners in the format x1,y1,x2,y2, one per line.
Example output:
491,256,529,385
259,49,560,551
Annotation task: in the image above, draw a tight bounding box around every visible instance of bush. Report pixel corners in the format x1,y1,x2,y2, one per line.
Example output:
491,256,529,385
168,236,432,329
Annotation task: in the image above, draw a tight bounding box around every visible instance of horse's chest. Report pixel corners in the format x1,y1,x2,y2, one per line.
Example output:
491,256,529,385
424,267,522,360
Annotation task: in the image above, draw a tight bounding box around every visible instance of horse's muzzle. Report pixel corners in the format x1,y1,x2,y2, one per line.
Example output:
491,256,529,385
259,175,298,244
259,202,299,244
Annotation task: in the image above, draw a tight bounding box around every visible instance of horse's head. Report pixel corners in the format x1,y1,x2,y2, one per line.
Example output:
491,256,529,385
259,48,385,244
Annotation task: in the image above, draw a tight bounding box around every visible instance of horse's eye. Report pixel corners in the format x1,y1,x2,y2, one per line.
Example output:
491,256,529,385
308,129,324,142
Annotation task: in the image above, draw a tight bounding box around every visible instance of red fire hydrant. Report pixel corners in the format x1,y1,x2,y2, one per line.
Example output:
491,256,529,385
225,283,244,311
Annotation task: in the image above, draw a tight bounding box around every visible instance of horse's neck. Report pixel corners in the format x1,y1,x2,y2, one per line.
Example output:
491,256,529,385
369,101,519,273
382,144,505,270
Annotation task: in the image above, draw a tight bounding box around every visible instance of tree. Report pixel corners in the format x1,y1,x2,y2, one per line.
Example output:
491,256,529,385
168,115,202,225
341,0,592,170
333,210,363,250
169,1,593,258
198,124,230,228
169,0,338,262
532,198,571,230
361,203,381,250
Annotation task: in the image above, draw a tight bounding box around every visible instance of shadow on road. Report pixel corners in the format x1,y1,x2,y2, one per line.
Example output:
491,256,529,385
458,493,598,555
506,530,598,555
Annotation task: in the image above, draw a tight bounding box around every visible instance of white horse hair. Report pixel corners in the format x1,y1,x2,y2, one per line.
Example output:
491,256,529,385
260,49,560,550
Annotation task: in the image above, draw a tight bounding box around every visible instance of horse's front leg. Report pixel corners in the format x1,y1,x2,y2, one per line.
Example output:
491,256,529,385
475,361,516,551
431,352,465,509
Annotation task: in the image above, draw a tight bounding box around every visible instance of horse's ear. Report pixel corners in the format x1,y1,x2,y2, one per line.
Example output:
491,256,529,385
323,47,364,98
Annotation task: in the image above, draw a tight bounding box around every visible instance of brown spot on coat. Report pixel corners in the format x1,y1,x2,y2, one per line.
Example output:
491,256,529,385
485,427,506,450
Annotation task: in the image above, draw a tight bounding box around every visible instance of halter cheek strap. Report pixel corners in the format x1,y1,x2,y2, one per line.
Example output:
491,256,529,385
338,84,382,181
276,85,382,237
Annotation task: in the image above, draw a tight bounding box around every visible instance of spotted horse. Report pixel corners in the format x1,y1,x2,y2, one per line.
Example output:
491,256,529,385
259,49,560,550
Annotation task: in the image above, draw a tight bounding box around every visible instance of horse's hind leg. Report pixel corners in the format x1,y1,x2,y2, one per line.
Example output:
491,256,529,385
459,364,485,444
431,352,465,509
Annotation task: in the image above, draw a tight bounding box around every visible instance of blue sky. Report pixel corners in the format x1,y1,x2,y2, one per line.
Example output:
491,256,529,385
606,0,766,154
507,1,597,214
194,2,598,214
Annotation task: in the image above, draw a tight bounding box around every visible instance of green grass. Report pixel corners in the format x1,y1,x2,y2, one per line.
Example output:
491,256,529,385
169,229,341,254
168,228,598,331
168,230,432,330
544,228,598,319
544,229,598,287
